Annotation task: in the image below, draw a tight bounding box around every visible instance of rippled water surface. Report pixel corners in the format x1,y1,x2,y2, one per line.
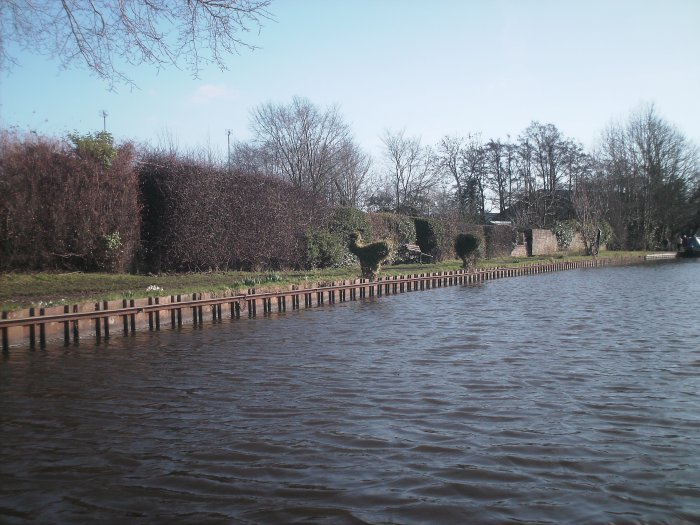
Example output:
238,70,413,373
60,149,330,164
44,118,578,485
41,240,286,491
2,260,700,524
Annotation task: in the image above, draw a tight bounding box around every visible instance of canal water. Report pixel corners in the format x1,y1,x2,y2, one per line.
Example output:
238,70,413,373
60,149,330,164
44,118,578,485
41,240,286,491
1,260,699,524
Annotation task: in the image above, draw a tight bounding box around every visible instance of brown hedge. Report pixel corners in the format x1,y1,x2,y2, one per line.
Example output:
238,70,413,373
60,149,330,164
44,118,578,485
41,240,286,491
0,132,140,271
138,151,328,272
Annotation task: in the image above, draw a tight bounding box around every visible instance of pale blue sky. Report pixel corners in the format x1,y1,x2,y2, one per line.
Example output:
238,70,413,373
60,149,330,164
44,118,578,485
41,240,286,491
1,0,699,160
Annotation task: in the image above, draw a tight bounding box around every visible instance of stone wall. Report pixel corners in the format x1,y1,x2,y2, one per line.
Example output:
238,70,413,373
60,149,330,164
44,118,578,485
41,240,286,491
527,229,598,256
569,233,586,253
530,229,559,255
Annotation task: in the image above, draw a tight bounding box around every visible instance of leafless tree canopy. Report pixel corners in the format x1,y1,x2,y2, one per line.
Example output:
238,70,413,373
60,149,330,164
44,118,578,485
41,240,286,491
237,96,371,207
596,104,699,249
381,129,439,215
434,134,488,222
1,0,273,87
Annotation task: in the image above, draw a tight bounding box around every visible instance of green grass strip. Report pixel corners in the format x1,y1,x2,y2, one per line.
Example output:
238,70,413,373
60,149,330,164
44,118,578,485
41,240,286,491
0,251,649,311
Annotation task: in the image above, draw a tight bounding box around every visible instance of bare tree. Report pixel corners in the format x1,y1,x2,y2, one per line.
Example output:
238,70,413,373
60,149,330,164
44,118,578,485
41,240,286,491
524,122,565,194
597,104,699,249
229,141,276,177
484,138,511,215
331,140,372,208
245,96,369,205
435,135,465,217
381,129,438,214
460,134,487,223
433,134,488,221
1,0,273,87
512,122,583,227
572,163,607,256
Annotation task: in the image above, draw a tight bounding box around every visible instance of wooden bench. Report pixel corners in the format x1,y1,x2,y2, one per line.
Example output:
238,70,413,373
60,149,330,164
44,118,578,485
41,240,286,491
400,244,433,263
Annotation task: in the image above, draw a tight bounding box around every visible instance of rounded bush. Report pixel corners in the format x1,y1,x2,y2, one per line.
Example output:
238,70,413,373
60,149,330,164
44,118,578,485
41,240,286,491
454,233,480,269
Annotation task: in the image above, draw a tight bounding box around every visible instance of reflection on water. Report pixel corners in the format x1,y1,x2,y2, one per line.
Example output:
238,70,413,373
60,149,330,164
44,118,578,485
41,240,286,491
1,260,699,524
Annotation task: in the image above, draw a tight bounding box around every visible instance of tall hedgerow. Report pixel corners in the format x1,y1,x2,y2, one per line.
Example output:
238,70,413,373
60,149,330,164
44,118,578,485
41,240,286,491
0,130,140,271
138,149,327,272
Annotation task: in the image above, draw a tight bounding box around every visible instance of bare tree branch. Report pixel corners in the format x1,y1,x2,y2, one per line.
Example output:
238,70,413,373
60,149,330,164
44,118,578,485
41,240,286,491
1,0,274,88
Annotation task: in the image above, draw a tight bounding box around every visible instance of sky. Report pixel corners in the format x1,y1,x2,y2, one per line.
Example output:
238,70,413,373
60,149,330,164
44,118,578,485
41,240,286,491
1,0,699,161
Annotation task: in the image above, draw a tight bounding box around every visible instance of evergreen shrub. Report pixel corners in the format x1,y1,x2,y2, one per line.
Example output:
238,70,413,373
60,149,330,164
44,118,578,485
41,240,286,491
551,219,578,250
599,220,614,248
329,207,372,244
454,233,480,269
300,206,370,270
304,230,346,269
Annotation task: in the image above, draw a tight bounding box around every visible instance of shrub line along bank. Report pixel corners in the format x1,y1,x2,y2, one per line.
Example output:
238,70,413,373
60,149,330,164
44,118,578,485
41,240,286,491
1,255,647,352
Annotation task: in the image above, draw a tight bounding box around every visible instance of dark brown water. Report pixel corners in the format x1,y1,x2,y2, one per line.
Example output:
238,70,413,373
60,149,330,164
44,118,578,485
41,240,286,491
1,260,699,524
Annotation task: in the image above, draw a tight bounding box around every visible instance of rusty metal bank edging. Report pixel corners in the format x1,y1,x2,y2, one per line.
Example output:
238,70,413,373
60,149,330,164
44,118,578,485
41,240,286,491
1,257,643,352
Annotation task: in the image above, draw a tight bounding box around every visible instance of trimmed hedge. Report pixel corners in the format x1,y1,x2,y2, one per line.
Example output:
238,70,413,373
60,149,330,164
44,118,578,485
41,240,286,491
367,212,416,245
329,207,372,244
367,212,417,263
483,224,517,258
304,230,346,269
301,206,372,270
0,131,140,272
413,217,445,259
138,150,327,272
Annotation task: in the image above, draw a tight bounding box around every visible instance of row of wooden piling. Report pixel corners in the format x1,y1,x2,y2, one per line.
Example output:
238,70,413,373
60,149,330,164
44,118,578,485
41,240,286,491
1,256,643,352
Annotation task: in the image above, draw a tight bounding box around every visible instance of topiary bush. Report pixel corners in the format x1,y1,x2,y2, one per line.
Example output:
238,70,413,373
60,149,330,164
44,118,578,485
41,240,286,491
348,232,391,280
454,233,480,269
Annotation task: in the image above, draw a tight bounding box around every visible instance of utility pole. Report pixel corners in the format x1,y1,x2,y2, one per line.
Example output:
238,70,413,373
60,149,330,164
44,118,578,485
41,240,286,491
100,110,108,132
226,129,232,174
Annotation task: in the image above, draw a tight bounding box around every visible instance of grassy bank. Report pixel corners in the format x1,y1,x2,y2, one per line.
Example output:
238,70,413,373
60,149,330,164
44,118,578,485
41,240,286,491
0,251,648,311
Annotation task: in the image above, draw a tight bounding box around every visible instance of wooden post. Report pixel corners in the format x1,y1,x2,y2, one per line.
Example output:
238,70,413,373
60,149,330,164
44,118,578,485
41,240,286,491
129,299,136,334
122,299,129,335
29,307,36,349
39,307,46,348
72,304,79,343
2,311,9,354
154,297,161,331
103,300,109,339
64,305,70,346
192,293,198,325
95,303,102,342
